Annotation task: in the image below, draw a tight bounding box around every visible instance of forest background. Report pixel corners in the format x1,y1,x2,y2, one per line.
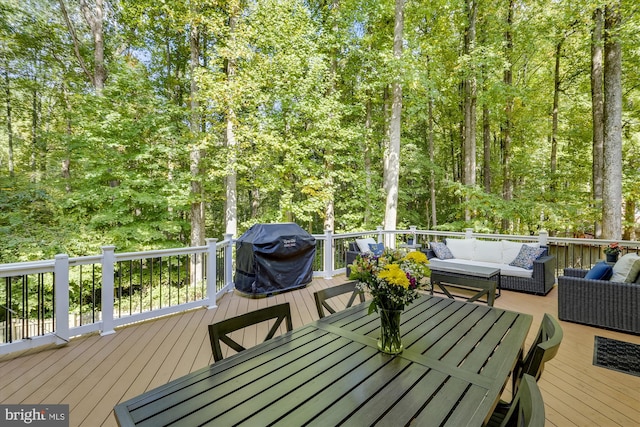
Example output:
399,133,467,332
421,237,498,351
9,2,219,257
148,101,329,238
1,0,639,264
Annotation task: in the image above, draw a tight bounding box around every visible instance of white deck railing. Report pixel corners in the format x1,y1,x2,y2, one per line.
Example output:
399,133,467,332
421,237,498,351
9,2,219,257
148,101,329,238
1,228,638,355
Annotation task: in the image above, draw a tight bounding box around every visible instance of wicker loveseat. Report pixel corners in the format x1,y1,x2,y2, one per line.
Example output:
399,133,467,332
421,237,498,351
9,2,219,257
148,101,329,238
558,267,640,334
424,238,556,295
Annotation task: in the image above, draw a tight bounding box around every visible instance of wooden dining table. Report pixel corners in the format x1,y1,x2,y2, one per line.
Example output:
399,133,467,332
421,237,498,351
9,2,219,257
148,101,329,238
114,294,532,427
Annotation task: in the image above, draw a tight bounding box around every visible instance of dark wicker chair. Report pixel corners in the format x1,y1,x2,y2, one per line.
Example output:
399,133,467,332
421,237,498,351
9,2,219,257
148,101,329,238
208,303,293,362
345,242,360,278
558,268,640,334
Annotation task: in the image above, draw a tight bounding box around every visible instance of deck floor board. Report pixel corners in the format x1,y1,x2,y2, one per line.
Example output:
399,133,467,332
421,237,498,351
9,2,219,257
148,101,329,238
1,277,639,427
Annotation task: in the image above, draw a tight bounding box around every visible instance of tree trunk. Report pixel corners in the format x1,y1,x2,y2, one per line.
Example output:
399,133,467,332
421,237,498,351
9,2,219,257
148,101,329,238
60,0,105,91
463,0,477,221
602,2,622,240
80,0,105,92
591,8,604,238
225,113,238,237
480,29,490,193
364,96,372,226
550,38,563,192
501,0,514,232
622,199,635,240
225,6,239,238
189,17,205,248
428,84,437,228
323,0,339,233
383,0,404,241
4,57,14,177
61,83,72,191
30,87,43,174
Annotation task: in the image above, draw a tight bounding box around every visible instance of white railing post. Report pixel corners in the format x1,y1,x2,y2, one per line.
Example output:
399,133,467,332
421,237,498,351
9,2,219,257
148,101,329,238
224,233,234,290
409,225,417,245
100,246,116,336
539,230,549,246
206,238,218,309
54,254,70,345
465,228,474,239
377,225,387,248
324,229,333,279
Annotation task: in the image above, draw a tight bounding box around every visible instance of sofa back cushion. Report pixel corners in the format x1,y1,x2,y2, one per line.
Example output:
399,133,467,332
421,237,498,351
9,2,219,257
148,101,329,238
611,254,640,283
473,240,504,263
446,238,476,260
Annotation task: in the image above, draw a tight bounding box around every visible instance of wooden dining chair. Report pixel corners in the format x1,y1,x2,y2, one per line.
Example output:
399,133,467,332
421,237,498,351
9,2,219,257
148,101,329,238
313,281,365,318
486,374,545,427
516,313,563,389
208,302,293,362
500,313,562,406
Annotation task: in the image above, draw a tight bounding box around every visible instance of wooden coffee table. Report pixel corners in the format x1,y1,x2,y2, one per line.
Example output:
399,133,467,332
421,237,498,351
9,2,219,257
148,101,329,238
429,264,501,306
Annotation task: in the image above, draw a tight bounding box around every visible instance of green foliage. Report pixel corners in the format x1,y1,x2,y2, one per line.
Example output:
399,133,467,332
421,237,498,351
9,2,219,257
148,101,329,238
1,0,639,264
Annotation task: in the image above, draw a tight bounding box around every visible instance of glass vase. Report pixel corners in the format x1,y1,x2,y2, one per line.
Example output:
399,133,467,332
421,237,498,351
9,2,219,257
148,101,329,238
378,308,403,354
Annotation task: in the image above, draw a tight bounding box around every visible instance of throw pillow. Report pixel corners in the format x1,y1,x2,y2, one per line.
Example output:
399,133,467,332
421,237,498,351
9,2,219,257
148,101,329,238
509,245,546,270
431,242,454,260
610,254,640,283
355,237,377,253
501,240,541,264
368,242,385,256
584,263,613,280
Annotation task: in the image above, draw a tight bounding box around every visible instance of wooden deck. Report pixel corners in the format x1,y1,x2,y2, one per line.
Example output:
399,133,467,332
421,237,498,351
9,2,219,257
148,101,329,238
1,277,639,427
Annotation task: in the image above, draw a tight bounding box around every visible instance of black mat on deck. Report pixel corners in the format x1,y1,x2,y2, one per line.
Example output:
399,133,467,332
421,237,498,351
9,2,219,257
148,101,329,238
593,336,640,377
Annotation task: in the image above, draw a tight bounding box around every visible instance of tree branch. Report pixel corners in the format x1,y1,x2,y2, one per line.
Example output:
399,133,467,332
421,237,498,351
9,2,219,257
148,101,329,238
58,0,95,86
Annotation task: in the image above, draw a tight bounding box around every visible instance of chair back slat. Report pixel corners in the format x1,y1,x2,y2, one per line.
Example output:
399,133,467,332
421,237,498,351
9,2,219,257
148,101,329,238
208,302,293,362
314,282,365,319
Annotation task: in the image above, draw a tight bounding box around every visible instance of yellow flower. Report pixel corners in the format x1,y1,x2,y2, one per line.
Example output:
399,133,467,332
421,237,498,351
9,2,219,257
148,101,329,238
403,251,429,264
378,264,410,288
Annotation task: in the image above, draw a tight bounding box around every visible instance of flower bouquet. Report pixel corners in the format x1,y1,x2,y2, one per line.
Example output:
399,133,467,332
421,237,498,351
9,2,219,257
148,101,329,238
348,248,430,353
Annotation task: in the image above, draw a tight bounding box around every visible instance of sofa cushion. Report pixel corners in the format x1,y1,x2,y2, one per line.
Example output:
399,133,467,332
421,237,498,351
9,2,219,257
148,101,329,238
428,258,533,278
355,237,377,253
431,242,454,259
611,254,640,283
446,238,476,260
585,263,613,280
368,242,384,256
473,240,504,263
509,245,546,270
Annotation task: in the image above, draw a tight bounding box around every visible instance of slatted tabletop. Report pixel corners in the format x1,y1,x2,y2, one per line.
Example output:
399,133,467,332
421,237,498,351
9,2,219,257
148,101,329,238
114,295,532,427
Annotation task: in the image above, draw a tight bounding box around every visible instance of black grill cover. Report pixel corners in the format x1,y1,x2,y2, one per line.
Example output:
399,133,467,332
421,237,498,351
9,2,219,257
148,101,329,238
235,223,316,296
